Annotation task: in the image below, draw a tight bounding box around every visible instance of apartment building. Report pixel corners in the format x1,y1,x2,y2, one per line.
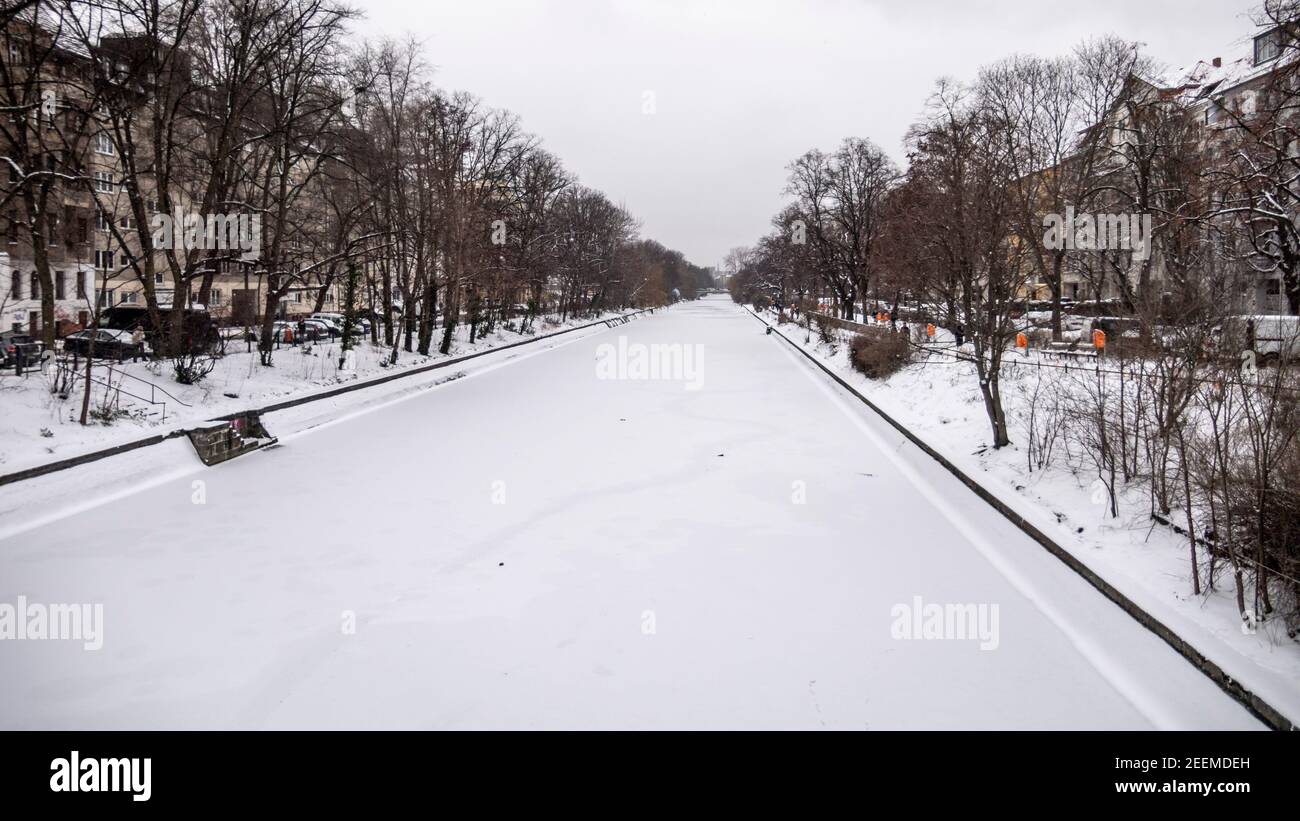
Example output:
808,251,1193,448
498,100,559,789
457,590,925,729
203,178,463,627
1,10,99,335
86,30,342,326
1171,25,1292,314
1020,17,1296,315
2,9,343,339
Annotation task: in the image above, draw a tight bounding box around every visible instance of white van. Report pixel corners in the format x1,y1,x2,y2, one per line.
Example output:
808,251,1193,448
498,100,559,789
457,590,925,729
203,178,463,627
1219,315,1300,363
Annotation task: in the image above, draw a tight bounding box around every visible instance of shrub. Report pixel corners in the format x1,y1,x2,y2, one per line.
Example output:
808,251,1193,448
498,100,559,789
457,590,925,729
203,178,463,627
1026,328,1053,348
777,311,791,325
849,328,913,379
813,313,837,345
753,295,771,311
172,351,217,385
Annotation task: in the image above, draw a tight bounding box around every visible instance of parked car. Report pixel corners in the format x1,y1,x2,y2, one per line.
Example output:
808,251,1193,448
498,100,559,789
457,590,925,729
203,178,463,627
0,331,44,369
311,312,370,336
1252,315,1300,363
265,321,318,344
1089,317,1142,338
1216,315,1300,364
278,321,329,344
98,305,220,355
61,329,146,361
301,318,340,339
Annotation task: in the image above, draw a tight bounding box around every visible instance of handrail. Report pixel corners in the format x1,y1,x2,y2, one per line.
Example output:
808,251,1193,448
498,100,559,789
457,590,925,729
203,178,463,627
98,361,192,407
52,359,172,422
56,353,192,408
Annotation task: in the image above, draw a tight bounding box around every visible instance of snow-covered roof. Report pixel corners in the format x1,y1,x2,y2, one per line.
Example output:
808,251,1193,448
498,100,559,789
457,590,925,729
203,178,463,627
1173,57,1276,102
10,5,94,61
1165,27,1296,105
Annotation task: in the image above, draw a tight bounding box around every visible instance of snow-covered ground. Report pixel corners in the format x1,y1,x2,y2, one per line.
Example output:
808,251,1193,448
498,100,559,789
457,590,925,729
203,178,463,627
0,313,618,477
759,306,1300,728
0,296,1267,729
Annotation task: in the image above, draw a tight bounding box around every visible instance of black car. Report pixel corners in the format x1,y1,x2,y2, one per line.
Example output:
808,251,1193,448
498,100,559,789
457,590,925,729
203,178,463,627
61,329,146,361
1090,317,1142,338
0,331,44,369
99,305,220,355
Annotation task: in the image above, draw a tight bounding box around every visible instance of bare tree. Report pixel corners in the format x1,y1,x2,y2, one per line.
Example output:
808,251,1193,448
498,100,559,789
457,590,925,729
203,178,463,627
784,139,898,320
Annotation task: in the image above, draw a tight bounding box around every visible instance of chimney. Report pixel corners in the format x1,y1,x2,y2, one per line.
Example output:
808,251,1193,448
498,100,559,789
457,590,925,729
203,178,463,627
1213,57,1222,68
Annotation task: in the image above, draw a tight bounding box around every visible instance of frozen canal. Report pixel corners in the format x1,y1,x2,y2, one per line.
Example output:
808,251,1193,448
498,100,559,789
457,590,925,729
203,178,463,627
0,297,1261,729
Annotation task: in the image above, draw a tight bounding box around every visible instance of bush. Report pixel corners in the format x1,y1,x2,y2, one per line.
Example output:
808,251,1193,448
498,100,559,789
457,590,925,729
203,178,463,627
777,311,791,325
813,313,837,345
849,328,912,380
172,351,217,385
1026,328,1053,348
753,295,771,311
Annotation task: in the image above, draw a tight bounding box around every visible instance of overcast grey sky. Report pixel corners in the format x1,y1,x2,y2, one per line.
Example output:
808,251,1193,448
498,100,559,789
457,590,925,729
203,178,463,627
355,0,1261,269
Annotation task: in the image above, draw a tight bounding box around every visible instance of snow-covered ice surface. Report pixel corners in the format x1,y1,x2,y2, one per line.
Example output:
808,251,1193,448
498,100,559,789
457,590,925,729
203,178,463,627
0,297,1265,729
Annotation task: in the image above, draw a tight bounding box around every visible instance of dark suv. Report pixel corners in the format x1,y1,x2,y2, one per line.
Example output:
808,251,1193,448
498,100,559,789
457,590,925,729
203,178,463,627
1,331,44,369
99,305,220,355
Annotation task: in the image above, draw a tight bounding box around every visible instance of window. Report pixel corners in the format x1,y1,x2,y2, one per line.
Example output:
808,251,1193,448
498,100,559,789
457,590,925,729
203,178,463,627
120,214,134,230
93,171,114,193
154,271,164,285
95,250,114,270
1239,90,1258,116
76,270,87,299
9,270,19,299
1266,279,1282,296
94,132,114,155
29,272,39,299
8,43,21,64
1255,30,1283,65
96,211,110,231
39,90,56,127
210,288,222,306
55,270,65,300
76,217,88,243
119,290,137,305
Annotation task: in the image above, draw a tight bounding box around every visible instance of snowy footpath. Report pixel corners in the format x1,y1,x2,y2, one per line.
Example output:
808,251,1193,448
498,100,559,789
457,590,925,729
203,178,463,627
759,305,1299,729
0,297,1268,729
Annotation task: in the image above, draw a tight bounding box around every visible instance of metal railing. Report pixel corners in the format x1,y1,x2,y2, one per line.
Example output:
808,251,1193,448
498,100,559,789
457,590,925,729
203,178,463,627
52,356,192,422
